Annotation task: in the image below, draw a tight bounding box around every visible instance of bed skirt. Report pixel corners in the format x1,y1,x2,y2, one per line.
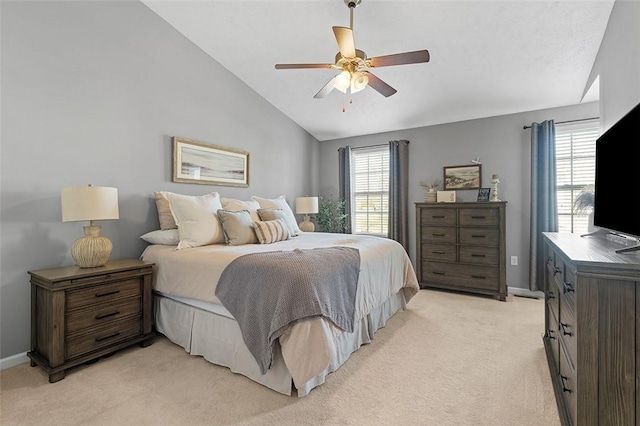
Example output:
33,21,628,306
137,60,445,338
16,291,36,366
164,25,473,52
153,290,408,397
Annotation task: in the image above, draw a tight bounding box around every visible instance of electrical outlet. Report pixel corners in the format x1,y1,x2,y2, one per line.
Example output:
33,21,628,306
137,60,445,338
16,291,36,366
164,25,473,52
510,256,518,266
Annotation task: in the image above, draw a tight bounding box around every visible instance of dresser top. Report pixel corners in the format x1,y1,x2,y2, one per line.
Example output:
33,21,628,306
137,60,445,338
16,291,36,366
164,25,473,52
543,232,640,274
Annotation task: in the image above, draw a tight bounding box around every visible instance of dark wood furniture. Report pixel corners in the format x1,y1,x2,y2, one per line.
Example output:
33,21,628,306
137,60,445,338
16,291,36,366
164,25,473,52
415,201,507,301
28,259,154,383
542,232,640,425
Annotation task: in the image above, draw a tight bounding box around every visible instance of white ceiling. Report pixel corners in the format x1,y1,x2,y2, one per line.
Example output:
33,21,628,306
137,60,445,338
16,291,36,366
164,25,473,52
141,0,614,141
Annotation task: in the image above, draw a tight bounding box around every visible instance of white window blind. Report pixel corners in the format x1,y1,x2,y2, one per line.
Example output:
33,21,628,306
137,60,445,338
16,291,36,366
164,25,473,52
555,120,599,234
351,146,389,235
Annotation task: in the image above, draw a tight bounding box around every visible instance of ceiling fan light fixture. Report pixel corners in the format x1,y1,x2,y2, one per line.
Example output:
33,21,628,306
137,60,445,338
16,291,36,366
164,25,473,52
350,71,369,93
334,70,351,93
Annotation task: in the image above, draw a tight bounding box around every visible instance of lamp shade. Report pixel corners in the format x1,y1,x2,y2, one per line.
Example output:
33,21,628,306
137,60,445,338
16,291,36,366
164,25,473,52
61,185,119,222
295,197,319,215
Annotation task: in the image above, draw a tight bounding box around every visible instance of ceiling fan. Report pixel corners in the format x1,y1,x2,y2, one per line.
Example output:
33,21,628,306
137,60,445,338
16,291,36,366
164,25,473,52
275,0,430,99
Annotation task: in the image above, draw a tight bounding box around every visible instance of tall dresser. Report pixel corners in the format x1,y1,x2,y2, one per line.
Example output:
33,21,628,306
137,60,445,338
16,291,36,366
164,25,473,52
415,201,507,301
542,232,640,426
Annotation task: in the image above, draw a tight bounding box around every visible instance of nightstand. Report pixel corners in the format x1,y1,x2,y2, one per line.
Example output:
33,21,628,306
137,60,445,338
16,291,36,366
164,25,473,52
27,259,154,383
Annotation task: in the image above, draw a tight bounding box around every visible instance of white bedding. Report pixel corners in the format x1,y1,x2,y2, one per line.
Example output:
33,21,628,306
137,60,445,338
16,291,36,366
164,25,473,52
140,232,419,390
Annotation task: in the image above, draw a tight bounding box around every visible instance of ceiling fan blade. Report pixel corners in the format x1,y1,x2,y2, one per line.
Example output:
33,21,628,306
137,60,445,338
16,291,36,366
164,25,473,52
363,72,397,97
332,26,356,58
368,50,430,68
313,76,337,99
275,63,333,70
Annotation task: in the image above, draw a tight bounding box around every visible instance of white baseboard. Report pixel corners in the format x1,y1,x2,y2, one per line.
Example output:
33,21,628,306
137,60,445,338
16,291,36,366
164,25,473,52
0,352,29,371
508,286,544,299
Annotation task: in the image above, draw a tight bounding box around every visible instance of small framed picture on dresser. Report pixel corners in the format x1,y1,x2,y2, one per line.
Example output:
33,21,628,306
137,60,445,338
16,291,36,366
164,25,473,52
477,188,491,202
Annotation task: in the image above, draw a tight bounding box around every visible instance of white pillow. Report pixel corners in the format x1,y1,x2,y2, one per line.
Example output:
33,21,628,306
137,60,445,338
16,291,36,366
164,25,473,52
140,229,179,246
254,219,291,244
251,195,300,236
165,192,224,249
220,198,261,222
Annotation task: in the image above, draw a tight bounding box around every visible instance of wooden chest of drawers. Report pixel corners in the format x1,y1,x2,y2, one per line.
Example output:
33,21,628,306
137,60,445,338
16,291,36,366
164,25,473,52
415,201,507,301
543,233,640,425
27,259,154,382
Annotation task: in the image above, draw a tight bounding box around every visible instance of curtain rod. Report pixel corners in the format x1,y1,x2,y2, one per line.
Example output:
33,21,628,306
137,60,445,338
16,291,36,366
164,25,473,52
523,117,599,130
338,140,410,151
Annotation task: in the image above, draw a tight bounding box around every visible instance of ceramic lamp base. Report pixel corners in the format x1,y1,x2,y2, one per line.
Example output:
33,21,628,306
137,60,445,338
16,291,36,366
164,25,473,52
71,225,112,268
299,215,315,232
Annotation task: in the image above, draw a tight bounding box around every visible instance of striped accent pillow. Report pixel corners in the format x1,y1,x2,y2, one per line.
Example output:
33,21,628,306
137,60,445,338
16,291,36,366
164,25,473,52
254,219,291,244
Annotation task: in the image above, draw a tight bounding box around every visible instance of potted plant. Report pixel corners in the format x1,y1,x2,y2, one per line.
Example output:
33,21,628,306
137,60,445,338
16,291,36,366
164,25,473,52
574,184,595,231
420,180,441,202
315,196,349,233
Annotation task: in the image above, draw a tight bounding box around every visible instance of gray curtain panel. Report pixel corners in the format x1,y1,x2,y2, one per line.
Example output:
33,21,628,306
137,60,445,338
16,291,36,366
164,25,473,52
388,140,410,251
529,120,558,292
338,146,352,234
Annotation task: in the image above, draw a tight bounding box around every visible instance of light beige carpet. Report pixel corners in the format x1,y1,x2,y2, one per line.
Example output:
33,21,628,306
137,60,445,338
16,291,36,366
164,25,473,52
1,290,560,426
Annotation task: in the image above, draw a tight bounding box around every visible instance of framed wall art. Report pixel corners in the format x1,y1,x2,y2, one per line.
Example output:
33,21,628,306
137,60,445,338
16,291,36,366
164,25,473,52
477,188,491,202
443,164,481,190
173,137,249,187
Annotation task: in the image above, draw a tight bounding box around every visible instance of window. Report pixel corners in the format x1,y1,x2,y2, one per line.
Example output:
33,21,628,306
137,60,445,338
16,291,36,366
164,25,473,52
555,120,599,234
351,146,389,235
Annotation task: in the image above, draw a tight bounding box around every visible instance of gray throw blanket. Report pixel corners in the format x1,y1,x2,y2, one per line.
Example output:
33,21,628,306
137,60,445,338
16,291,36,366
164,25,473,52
214,246,360,375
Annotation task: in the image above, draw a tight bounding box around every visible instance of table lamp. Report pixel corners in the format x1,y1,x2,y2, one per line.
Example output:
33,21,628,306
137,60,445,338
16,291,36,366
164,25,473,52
61,185,119,268
295,196,319,232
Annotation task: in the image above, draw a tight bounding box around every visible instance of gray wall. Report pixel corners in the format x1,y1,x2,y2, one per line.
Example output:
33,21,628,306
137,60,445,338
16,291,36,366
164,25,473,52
0,1,319,359
317,102,599,291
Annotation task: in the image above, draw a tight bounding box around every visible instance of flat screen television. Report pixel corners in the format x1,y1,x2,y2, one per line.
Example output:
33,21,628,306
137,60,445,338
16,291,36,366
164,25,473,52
590,101,640,253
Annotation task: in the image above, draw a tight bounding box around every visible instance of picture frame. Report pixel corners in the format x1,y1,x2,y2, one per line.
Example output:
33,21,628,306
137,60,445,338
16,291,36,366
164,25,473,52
172,137,249,187
443,164,482,190
477,187,491,202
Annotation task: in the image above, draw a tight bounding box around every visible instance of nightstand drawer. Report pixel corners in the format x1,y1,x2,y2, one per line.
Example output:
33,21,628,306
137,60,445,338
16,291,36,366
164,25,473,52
66,318,142,360
66,297,142,334
459,208,499,226
421,226,456,244
459,227,499,246
459,246,499,265
422,243,456,262
66,279,141,310
421,209,456,226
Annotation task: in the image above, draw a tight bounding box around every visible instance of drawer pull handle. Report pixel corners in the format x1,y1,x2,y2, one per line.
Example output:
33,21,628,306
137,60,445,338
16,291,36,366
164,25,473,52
563,282,575,293
546,329,555,339
471,275,486,279
471,235,486,238
95,311,120,320
431,215,445,219
470,215,486,219
95,290,120,298
553,267,561,276
559,322,573,337
471,254,486,257
95,332,120,342
432,233,445,237
431,271,446,276
546,256,553,264
559,375,572,393
432,250,446,254
547,291,555,300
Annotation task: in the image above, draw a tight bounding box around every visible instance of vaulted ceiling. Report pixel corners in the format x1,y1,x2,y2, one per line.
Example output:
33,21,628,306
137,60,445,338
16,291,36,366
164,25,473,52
142,0,614,141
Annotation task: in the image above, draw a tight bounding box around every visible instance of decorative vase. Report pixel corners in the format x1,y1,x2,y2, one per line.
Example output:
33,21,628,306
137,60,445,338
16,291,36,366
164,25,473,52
425,189,437,203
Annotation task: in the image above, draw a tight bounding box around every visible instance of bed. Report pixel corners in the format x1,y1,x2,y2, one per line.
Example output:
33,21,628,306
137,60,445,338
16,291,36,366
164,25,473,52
139,192,420,396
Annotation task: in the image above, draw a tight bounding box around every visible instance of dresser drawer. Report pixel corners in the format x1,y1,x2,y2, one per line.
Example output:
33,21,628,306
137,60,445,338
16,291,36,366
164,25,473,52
559,294,577,369
421,226,456,244
66,297,142,334
421,243,457,262
559,346,578,426
66,279,141,311
547,275,561,326
562,267,576,313
459,227,499,246
422,262,499,291
421,209,456,226
547,307,561,372
459,246,499,265
66,318,142,360
459,208,499,226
